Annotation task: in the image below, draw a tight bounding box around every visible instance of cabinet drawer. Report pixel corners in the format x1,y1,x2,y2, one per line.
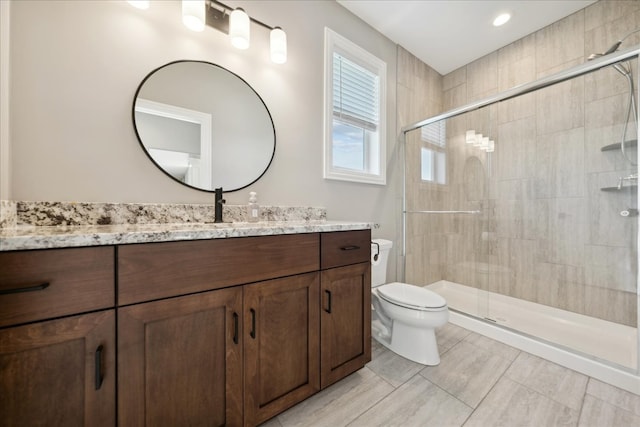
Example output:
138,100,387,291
321,230,371,270
118,233,320,305
0,246,115,327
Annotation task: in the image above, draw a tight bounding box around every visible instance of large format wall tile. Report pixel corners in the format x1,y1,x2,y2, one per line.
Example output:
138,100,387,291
400,0,638,326
535,78,584,136
535,10,585,75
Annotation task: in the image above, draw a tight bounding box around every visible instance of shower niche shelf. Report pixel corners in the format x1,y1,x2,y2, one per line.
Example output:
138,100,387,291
601,139,637,152
600,184,638,192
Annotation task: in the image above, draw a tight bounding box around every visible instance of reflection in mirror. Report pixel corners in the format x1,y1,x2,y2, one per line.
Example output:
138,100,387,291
133,61,275,192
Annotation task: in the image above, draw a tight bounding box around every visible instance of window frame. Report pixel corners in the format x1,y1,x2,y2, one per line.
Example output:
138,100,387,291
420,122,447,186
323,27,387,185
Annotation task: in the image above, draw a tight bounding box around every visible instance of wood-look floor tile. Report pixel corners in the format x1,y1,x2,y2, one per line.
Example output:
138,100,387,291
420,340,512,408
585,378,640,417
259,416,284,427
463,332,521,361
367,339,424,388
466,377,579,426
348,374,473,427
276,367,394,427
505,352,588,410
435,322,472,353
578,395,640,427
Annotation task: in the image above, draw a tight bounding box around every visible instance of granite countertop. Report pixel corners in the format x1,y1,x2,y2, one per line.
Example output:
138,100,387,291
0,220,373,251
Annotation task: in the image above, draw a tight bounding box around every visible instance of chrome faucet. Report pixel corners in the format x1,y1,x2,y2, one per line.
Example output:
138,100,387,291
214,187,226,223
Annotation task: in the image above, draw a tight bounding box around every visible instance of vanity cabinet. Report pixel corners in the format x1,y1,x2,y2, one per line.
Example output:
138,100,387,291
319,230,372,389
117,287,243,426
0,247,116,427
1,228,370,426
243,273,320,426
117,233,323,427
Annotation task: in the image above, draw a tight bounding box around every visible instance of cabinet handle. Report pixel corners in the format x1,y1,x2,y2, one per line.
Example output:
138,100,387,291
325,290,332,313
340,245,360,251
232,312,239,345
250,308,256,339
0,282,49,295
95,345,104,391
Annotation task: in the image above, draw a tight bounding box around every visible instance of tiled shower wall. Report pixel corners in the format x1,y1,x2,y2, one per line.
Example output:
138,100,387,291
401,0,640,326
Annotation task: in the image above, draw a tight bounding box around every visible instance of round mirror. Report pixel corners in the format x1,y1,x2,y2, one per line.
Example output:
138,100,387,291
132,60,275,192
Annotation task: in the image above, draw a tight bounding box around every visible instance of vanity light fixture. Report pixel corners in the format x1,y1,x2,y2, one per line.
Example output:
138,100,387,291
465,130,476,144
182,0,206,32
130,0,288,64
466,130,496,152
270,27,287,64
127,0,149,10
229,8,250,49
196,0,287,63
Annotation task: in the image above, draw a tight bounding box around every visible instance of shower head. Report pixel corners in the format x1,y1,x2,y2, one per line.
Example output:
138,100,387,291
604,40,622,55
587,39,631,76
587,40,623,61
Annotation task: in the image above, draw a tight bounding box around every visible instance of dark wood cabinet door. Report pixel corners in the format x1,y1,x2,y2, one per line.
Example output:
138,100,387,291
320,262,371,389
0,310,116,427
118,287,243,427
243,273,320,427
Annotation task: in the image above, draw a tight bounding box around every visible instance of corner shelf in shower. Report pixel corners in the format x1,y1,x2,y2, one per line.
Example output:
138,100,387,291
600,185,638,192
600,140,637,152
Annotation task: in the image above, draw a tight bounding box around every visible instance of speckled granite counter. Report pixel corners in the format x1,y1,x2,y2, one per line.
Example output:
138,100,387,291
0,221,372,251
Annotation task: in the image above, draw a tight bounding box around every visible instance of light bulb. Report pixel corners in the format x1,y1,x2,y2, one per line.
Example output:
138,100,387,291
230,8,250,49
182,0,205,32
128,1,149,10
474,133,483,146
481,136,490,150
270,27,287,64
465,130,476,144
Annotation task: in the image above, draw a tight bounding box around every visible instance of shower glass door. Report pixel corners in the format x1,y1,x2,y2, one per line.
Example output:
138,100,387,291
406,58,639,372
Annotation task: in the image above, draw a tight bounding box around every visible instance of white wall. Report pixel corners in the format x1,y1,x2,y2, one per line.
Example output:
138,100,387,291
4,1,400,273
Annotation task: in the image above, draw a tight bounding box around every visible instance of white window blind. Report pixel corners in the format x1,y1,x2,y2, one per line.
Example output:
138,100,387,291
421,121,446,147
332,53,379,131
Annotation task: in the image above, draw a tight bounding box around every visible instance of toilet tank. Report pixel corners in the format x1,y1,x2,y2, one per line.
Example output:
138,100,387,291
371,239,393,287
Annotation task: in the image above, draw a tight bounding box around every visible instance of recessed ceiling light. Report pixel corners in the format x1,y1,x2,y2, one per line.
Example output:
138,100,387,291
493,13,511,27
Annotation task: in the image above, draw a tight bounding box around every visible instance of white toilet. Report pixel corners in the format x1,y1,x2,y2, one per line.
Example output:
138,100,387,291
371,239,448,365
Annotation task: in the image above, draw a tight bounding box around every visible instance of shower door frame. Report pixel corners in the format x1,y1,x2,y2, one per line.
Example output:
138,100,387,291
399,44,640,384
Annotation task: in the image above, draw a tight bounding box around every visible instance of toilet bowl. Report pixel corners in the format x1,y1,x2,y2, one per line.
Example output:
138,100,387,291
371,239,448,365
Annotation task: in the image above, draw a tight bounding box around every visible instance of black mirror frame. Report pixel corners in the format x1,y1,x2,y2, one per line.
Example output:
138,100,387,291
132,60,276,193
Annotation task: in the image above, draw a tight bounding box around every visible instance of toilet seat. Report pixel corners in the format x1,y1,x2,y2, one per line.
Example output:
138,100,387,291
377,282,447,311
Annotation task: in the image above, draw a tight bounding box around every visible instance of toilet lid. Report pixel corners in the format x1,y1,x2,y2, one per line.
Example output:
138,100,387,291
377,282,447,310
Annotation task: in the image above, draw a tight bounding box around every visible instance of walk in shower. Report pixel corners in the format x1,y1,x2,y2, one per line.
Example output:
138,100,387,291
401,45,640,392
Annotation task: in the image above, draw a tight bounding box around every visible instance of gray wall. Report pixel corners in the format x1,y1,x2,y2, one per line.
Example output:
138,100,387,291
3,1,399,275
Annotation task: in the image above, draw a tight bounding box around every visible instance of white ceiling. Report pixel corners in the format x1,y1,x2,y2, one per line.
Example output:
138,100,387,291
337,0,597,75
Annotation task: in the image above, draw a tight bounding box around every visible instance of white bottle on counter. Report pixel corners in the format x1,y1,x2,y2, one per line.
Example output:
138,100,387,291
247,191,260,222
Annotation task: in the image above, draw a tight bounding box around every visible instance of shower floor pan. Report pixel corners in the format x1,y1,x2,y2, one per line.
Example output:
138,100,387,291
427,280,638,370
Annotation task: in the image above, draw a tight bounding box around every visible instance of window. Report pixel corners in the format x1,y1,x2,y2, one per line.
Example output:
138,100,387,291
324,28,386,185
420,121,446,185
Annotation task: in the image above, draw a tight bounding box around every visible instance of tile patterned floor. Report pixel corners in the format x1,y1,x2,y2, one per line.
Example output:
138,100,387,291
262,323,640,427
